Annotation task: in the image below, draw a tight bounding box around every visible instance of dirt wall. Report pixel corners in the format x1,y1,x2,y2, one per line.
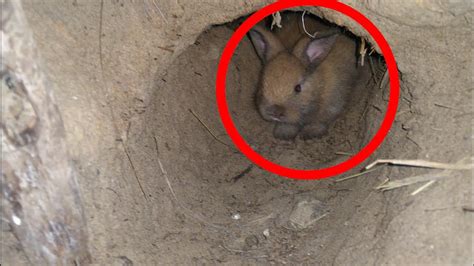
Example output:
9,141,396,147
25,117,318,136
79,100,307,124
2,0,472,265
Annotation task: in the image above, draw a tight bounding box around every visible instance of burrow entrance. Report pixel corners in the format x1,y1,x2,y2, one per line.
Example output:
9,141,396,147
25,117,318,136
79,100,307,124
127,12,387,264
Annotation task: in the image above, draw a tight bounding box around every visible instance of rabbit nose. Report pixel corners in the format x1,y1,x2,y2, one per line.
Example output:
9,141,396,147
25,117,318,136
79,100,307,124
267,105,285,119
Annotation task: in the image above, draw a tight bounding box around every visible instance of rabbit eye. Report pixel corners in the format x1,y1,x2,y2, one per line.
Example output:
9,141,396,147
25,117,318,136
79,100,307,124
294,84,302,93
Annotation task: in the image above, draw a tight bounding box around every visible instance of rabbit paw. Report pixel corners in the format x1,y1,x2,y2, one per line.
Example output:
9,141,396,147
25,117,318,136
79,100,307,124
300,124,328,140
273,123,300,140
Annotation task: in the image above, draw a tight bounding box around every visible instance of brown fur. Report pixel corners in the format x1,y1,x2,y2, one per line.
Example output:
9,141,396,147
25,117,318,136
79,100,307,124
269,12,330,49
249,12,368,140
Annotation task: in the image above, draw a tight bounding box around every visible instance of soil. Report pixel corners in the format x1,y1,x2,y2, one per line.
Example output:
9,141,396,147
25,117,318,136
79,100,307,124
2,1,472,265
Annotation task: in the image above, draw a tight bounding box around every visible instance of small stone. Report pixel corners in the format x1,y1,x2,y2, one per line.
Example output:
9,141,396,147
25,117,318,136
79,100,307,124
12,215,22,225
263,228,270,238
231,213,241,220
288,199,328,230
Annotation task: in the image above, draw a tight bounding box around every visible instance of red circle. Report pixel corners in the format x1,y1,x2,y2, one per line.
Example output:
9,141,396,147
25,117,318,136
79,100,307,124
216,0,399,179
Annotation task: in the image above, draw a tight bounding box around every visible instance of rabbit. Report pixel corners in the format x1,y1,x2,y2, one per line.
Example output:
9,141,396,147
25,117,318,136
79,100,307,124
248,12,367,140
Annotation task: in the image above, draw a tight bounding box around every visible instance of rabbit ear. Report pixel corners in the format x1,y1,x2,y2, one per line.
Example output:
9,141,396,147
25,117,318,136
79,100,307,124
293,33,339,66
248,25,285,63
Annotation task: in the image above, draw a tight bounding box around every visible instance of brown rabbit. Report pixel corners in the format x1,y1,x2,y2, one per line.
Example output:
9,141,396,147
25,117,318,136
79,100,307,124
248,12,367,140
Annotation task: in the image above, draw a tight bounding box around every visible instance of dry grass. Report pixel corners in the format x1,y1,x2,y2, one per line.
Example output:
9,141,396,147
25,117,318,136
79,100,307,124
365,158,473,171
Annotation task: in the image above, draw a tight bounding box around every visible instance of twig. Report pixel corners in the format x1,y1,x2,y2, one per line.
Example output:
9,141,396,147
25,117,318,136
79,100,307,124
105,187,122,201
376,172,449,191
372,104,382,112
406,136,421,149
153,136,226,230
377,178,390,189
379,69,389,90
368,47,376,55
434,103,461,111
402,95,412,104
188,109,233,149
365,158,473,171
301,11,317,38
359,38,366,67
410,180,436,196
358,103,369,123
334,168,378,183
157,46,174,53
462,206,474,212
122,143,147,200
151,0,168,24
231,164,253,182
